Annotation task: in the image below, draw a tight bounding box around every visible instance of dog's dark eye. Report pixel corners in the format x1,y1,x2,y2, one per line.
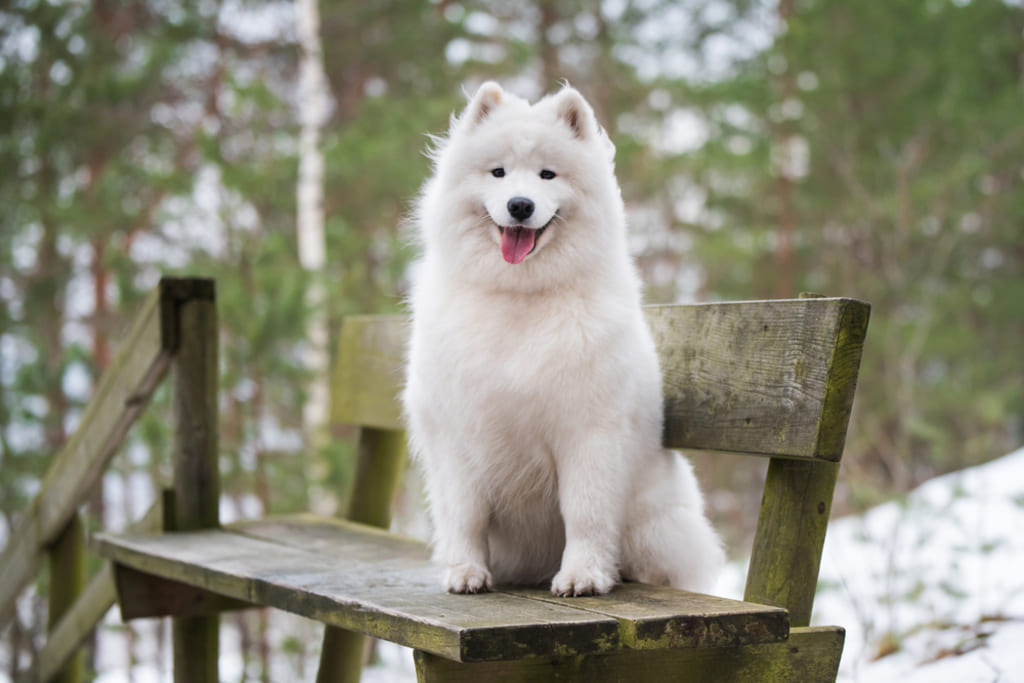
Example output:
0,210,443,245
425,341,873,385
540,169,556,180
491,168,505,178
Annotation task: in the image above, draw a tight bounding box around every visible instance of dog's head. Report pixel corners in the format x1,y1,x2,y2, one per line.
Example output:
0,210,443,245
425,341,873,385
418,82,625,290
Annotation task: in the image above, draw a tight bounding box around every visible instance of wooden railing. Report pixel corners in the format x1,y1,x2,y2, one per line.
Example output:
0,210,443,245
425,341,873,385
0,277,217,683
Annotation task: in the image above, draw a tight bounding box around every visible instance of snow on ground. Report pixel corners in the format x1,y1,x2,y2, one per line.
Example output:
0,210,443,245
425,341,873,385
814,445,1024,683
716,446,1024,682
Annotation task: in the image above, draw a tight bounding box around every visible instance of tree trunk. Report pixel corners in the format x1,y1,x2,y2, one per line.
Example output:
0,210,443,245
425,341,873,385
774,0,797,299
296,0,331,504
537,0,562,91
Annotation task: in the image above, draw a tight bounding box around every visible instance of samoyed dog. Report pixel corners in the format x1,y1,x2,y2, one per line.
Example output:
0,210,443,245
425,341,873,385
403,82,723,597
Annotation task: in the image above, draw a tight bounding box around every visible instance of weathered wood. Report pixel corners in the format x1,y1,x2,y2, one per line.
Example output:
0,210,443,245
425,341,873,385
317,427,407,683
327,299,871,460
649,297,869,459
96,520,618,662
237,517,788,654
346,427,407,527
95,516,788,663
744,459,840,627
505,583,788,650
743,294,868,627
413,625,844,683
46,515,85,683
79,291,865,682
809,296,871,459
170,288,220,683
36,494,170,683
171,293,220,532
113,564,253,620
331,314,408,430
0,281,178,631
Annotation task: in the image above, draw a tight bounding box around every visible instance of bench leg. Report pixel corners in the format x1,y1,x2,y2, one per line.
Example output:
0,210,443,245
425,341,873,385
316,627,365,683
413,626,844,683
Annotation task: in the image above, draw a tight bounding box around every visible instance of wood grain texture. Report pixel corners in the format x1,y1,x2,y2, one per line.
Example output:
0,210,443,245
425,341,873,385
744,459,840,627
0,281,176,632
331,314,408,430
414,625,845,683
812,298,871,459
328,298,870,461
171,294,220,533
646,297,869,459
96,520,616,663
170,287,220,683
503,584,788,650
742,293,869,627
94,516,788,663
114,564,253,621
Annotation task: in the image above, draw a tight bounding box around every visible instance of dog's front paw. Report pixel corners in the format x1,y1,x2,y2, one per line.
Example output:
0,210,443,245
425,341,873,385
444,562,493,594
550,563,617,597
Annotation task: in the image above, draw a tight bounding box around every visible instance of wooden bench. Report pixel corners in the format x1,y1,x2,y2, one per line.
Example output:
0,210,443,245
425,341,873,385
95,291,870,682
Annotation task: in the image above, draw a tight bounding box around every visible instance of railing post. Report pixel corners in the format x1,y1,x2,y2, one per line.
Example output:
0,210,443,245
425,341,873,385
47,513,85,683
167,279,220,683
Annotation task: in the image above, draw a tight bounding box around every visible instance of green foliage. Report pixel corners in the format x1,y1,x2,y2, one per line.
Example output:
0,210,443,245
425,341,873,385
1,0,1022,678
674,0,1024,495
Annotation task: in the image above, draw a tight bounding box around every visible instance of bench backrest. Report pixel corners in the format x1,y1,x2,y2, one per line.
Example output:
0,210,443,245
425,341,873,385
330,296,871,624
332,297,869,460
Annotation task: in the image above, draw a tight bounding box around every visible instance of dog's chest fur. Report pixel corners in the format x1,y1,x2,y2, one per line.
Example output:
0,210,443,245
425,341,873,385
419,286,632,430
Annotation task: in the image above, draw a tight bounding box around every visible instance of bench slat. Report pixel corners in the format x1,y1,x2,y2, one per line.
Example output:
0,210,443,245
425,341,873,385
234,516,788,650
94,516,788,662
330,297,869,460
648,297,869,460
96,523,616,662
414,626,844,683
504,584,787,650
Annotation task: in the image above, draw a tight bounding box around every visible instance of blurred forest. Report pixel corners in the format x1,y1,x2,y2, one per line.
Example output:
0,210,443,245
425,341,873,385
1,0,1022,679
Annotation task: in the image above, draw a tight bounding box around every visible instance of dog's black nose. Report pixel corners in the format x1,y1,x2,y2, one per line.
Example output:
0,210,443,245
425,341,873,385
507,197,534,222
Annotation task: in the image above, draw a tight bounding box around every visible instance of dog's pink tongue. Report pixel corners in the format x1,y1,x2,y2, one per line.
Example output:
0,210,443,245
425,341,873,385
500,227,536,265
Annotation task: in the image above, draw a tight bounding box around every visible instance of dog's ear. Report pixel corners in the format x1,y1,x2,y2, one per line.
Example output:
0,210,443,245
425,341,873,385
553,86,596,140
463,81,504,128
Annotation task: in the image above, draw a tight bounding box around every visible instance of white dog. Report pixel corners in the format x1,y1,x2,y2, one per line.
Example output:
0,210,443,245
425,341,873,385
403,82,723,597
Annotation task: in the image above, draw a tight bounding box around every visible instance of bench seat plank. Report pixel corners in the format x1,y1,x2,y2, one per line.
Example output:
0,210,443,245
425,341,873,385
232,516,789,650
414,626,844,683
507,584,788,650
94,515,788,662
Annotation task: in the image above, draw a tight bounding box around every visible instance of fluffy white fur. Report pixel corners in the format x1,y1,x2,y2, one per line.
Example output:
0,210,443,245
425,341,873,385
403,82,724,597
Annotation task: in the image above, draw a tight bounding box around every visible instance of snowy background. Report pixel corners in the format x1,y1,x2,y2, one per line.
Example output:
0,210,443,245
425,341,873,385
814,446,1024,683
714,445,1024,683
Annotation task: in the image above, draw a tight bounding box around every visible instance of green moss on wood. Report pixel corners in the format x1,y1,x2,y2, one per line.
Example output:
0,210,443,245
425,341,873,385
96,517,791,665
329,298,872,462
47,514,85,683
414,626,845,683
744,459,841,626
